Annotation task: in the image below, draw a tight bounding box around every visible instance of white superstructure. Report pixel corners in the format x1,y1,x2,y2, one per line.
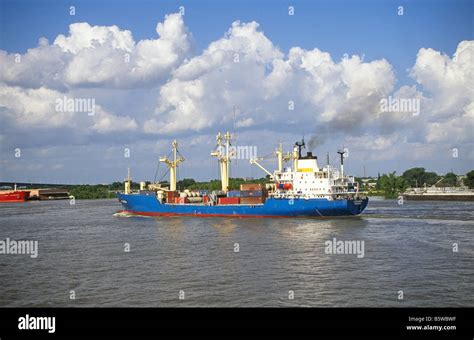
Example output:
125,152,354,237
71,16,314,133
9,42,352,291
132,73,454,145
251,139,364,201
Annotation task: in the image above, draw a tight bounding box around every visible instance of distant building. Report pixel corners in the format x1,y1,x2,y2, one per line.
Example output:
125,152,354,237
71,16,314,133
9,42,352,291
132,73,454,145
360,178,377,190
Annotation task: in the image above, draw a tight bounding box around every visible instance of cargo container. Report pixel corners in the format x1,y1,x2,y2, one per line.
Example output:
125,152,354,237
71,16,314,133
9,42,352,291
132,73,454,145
167,191,177,202
175,197,188,204
202,195,209,204
240,190,263,197
218,197,240,205
227,190,241,198
240,183,263,191
240,196,264,204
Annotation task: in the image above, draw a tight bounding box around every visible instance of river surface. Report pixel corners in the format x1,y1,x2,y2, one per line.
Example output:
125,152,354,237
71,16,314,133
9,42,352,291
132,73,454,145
0,198,472,307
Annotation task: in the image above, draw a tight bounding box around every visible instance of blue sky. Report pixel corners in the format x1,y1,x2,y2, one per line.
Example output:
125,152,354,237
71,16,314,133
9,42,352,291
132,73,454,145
0,0,473,184
2,0,472,83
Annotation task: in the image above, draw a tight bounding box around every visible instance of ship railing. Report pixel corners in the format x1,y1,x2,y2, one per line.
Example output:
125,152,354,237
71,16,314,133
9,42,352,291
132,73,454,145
269,191,367,200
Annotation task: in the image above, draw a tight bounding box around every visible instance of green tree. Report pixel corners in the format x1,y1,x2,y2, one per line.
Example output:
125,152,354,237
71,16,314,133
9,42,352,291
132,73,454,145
69,184,116,199
402,167,440,187
109,181,123,190
440,172,457,187
378,172,408,198
402,167,425,187
423,171,440,186
464,170,474,188
176,178,196,189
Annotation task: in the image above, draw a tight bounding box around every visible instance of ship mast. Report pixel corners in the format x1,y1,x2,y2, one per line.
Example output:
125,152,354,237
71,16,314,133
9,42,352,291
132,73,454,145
276,143,283,173
211,132,232,192
124,167,131,194
275,143,292,173
160,140,184,191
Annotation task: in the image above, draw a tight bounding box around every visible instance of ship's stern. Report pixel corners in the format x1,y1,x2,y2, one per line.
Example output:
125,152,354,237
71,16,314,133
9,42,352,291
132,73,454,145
347,197,369,215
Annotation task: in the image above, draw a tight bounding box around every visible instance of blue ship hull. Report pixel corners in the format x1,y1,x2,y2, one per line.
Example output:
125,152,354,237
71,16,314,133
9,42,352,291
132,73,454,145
117,193,368,217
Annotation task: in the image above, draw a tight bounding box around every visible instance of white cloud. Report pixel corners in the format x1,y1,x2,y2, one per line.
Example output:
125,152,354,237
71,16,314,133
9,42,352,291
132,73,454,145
235,117,255,128
148,21,397,136
0,85,137,133
410,40,473,119
91,110,138,133
425,102,474,143
0,13,191,89
410,41,474,143
0,13,472,181
54,23,135,54
0,86,74,128
346,133,402,151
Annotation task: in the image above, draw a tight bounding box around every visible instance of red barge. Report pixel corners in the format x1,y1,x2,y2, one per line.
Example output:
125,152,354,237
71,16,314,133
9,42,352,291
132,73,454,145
0,190,30,203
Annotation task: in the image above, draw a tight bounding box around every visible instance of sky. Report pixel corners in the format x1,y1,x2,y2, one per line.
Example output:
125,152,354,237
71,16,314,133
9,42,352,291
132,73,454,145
0,0,473,184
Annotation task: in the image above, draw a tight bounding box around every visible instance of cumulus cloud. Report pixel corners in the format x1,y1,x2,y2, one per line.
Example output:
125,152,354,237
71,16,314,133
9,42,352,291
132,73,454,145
0,12,472,181
406,41,474,144
146,21,285,134
0,13,191,89
410,40,473,119
147,20,397,136
0,85,137,133
0,86,75,128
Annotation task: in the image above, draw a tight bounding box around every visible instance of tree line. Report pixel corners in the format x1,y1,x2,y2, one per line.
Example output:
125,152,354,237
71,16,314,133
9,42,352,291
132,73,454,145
361,168,474,198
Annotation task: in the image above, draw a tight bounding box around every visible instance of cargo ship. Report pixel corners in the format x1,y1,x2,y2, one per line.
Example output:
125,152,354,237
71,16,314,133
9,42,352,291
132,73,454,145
0,185,30,203
117,132,368,217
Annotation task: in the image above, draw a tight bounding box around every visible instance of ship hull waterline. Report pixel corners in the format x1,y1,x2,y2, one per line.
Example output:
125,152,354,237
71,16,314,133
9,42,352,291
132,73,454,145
117,193,369,218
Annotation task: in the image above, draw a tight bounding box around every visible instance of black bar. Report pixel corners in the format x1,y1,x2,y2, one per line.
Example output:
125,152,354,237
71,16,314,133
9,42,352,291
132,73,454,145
0,308,472,339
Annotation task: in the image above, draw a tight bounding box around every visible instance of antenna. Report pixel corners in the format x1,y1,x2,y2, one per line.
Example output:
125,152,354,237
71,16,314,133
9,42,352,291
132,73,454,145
232,105,237,175
232,105,236,137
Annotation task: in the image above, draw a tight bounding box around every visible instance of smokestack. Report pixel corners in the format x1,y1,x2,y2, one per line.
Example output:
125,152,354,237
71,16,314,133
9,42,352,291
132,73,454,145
337,150,345,178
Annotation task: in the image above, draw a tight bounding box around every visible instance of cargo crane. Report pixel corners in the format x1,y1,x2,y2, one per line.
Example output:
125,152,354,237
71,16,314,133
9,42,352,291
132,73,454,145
159,140,184,191
211,132,233,192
